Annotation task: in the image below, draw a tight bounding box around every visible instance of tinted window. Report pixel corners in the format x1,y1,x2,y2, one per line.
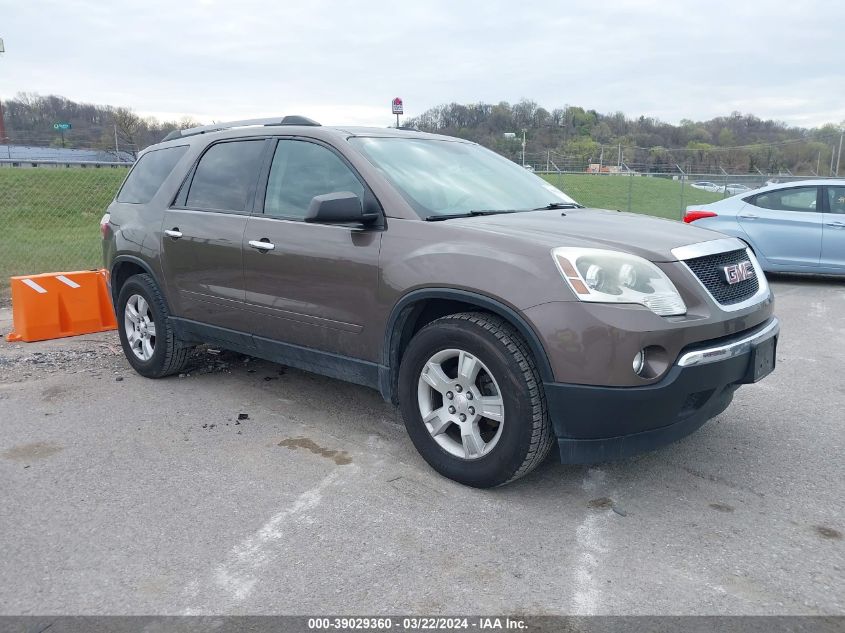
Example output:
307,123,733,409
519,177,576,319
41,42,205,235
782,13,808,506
186,140,265,212
117,145,188,204
750,186,818,212
827,186,845,214
264,140,365,219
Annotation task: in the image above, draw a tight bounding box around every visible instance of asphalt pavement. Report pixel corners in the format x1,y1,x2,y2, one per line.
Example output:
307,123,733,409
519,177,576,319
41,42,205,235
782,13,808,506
0,275,842,615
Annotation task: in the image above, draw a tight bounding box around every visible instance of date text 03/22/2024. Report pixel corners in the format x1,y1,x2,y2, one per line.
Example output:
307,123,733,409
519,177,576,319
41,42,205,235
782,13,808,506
307,617,528,630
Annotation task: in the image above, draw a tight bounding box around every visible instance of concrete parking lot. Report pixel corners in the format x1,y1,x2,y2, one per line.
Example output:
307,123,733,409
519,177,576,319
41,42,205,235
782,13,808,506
0,275,843,616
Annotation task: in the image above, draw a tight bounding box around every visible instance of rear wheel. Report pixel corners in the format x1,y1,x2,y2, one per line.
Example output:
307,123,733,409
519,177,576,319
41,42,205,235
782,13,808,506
117,274,191,378
398,312,554,488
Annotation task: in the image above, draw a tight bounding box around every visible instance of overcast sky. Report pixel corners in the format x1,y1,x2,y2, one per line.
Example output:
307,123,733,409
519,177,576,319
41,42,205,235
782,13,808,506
1,0,843,128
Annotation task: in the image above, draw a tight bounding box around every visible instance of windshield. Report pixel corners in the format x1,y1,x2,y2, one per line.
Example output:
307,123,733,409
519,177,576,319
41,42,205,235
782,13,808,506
348,137,578,218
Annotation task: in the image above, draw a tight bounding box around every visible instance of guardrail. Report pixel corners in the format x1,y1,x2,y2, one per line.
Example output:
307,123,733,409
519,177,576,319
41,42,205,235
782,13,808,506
0,158,132,168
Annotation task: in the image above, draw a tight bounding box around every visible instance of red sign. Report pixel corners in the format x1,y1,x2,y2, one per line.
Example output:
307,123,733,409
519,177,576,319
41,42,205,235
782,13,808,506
391,97,403,115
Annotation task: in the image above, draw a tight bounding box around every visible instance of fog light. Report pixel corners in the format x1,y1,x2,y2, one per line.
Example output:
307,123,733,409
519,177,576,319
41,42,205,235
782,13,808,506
633,349,646,376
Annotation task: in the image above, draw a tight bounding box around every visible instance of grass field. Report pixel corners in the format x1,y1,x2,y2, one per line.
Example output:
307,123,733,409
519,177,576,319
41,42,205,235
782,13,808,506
542,173,724,219
0,168,127,294
0,167,725,295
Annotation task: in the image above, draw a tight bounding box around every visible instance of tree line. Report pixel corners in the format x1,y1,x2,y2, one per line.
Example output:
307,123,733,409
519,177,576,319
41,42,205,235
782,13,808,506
404,100,843,175
2,93,842,174
0,93,200,157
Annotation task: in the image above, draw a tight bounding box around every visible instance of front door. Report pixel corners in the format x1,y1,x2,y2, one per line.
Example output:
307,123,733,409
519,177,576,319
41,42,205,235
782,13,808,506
242,138,382,361
160,138,268,332
738,185,822,267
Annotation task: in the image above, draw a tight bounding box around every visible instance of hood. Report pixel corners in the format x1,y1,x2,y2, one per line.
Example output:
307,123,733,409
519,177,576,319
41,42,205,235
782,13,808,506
446,208,724,262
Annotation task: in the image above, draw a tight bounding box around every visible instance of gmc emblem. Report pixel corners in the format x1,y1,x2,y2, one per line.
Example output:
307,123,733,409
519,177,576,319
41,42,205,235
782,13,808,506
723,261,754,285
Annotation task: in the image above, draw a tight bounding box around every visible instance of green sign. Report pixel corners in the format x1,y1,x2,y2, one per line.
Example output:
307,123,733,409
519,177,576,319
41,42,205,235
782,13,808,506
53,122,72,131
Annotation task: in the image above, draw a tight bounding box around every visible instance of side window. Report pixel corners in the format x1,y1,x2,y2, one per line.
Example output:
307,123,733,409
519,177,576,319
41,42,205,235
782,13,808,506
827,186,845,214
264,140,366,219
750,186,818,212
117,145,188,204
186,140,266,212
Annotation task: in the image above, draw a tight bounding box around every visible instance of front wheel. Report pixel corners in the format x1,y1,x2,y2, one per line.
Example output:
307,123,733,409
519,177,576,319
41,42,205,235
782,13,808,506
398,312,554,488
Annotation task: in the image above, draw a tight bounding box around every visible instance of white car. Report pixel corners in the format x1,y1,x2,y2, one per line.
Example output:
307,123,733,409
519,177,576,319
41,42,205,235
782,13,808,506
690,181,721,192
724,183,752,195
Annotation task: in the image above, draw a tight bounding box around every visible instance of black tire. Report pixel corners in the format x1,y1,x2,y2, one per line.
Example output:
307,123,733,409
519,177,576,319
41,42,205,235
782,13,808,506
116,273,190,378
398,311,554,488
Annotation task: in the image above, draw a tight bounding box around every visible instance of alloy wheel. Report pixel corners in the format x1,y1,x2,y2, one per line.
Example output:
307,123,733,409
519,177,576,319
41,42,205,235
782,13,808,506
124,294,156,361
417,348,505,460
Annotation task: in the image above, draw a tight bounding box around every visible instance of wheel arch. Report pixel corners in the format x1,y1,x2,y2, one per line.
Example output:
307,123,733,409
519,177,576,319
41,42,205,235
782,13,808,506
110,256,164,308
380,288,554,403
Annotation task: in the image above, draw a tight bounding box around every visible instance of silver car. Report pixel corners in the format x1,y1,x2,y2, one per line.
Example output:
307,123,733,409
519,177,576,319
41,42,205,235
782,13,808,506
684,179,845,274
723,183,752,195
690,181,722,193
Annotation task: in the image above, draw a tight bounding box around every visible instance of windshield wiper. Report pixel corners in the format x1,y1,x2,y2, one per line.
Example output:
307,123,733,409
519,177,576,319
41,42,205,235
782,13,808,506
533,202,582,210
425,209,522,221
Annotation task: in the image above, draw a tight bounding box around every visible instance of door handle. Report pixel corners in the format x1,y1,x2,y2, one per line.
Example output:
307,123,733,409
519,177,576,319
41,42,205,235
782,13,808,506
164,228,183,239
827,221,845,228
248,239,275,251
739,214,758,220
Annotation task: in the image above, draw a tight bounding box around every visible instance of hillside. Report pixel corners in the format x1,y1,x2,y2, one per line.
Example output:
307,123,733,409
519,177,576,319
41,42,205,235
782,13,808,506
405,101,843,175
0,93,199,157
1,93,841,173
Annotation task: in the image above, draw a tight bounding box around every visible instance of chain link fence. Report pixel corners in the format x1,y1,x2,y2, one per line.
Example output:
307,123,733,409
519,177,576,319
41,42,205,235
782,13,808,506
522,151,842,221
0,160,129,299
0,148,842,300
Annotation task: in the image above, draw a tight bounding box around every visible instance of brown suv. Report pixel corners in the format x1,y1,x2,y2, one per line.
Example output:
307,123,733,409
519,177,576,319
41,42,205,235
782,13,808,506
101,116,778,487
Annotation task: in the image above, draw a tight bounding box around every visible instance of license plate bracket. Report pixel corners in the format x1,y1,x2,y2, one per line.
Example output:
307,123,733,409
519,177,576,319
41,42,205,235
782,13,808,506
744,336,777,383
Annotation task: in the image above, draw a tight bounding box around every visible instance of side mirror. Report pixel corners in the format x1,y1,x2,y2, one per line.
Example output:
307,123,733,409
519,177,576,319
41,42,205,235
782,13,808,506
305,191,366,224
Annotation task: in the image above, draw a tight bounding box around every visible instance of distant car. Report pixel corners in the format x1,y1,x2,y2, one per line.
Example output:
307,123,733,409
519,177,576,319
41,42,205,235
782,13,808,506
691,181,721,192
684,179,845,274
724,183,752,195
522,164,535,172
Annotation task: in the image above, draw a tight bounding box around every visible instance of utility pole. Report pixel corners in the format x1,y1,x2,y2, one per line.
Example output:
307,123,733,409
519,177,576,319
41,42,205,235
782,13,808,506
817,150,821,176
0,37,6,144
837,129,843,177
114,123,119,156
831,145,837,176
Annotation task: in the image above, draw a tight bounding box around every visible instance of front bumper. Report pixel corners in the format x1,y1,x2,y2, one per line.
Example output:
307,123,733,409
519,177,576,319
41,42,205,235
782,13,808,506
546,317,779,464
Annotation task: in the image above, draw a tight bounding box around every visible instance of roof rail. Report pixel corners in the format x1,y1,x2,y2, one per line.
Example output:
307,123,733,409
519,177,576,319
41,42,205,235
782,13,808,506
161,115,321,142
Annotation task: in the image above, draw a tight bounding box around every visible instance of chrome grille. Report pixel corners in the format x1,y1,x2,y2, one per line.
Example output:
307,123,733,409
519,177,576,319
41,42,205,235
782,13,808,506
683,249,760,306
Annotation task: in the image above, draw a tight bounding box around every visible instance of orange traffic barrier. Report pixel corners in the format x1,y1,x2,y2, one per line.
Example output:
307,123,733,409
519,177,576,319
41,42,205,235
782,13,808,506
6,269,117,342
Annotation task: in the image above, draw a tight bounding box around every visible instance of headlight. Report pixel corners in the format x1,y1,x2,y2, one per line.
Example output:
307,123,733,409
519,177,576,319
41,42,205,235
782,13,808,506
552,247,687,316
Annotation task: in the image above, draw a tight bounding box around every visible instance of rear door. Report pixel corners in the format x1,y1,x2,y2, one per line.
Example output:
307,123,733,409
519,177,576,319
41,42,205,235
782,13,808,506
821,184,845,269
738,185,823,267
242,138,382,361
161,138,269,333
